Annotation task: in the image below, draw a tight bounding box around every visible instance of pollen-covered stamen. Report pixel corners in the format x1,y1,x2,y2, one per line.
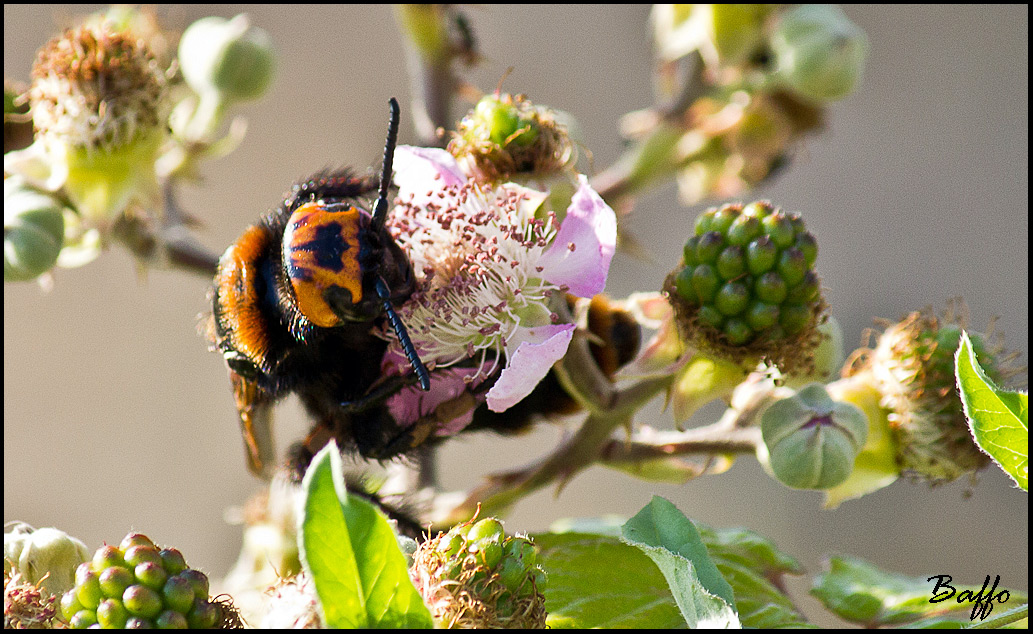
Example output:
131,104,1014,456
387,182,561,381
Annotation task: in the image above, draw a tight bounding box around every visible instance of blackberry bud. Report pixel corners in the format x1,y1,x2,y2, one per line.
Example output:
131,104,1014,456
410,517,547,628
759,383,869,489
770,3,869,103
667,201,827,374
3,178,68,282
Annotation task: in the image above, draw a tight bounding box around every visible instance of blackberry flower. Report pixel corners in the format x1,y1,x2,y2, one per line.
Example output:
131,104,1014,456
384,146,616,419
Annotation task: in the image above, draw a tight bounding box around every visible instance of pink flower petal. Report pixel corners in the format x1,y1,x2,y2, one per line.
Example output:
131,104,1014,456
392,146,466,208
537,175,617,297
386,366,481,435
486,324,576,412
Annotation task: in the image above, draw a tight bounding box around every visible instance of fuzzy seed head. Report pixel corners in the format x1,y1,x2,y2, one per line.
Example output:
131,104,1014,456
844,301,1026,483
4,571,64,629
29,22,167,151
449,93,576,183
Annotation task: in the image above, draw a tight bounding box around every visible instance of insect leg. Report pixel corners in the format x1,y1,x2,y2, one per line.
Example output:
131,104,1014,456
230,371,276,478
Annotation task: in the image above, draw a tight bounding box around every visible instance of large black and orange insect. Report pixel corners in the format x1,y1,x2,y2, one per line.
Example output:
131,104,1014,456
209,99,644,479
209,98,431,478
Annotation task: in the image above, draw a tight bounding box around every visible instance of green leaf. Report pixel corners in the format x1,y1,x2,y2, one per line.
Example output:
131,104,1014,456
955,331,1029,491
811,555,1028,627
550,515,811,627
700,526,811,628
620,496,740,627
532,532,687,629
299,443,432,629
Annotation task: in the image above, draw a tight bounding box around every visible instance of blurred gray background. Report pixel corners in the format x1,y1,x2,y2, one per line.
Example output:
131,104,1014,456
5,4,1027,624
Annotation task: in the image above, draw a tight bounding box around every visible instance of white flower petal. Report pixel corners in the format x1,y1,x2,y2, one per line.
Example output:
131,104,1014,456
3,141,63,191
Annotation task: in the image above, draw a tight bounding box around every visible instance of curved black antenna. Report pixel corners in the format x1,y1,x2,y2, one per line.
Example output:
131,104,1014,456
376,277,431,391
371,97,400,234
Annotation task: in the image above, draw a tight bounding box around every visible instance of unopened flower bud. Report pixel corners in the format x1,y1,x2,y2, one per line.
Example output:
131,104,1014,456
179,15,275,105
769,4,869,103
4,523,90,598
651,4,776,68
174,15,275,145
822,374,900,508
759,383,868,489
3,177,68,281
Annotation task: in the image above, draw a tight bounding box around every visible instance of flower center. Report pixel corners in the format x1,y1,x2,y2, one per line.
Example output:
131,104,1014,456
388,182,562,381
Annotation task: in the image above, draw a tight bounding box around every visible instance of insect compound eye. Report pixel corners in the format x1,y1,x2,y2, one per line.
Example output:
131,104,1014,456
282,202,368,327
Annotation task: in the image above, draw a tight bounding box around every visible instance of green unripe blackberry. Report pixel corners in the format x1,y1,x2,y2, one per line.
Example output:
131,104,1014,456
698,305,725,329
747,303,780,331
723,318,753,345
709,206,740,234
98,566,133,598
668,201,827,373
97,598,129,629
409,517,547,629
727,214,761,246
715,281,750,316
61,533,230,629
